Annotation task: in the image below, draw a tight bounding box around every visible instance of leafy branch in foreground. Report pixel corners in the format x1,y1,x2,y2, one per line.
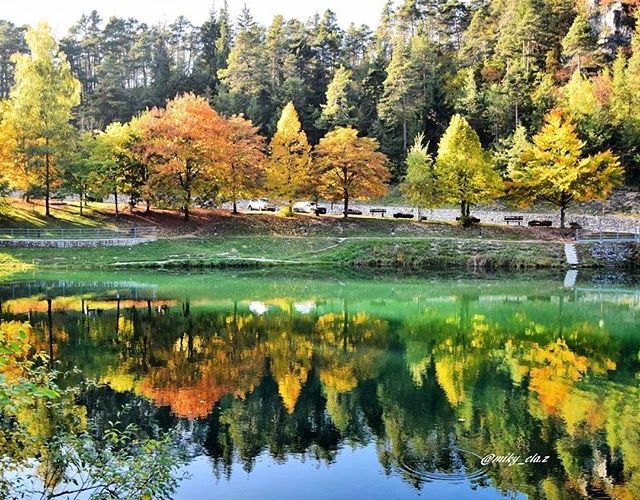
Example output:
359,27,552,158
0,321,189,500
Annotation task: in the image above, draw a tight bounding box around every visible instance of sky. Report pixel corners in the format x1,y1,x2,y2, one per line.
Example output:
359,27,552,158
0,0,388,35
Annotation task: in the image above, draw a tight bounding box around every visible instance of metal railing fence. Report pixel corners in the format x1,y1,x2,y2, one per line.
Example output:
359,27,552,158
575,228,640,243
0,227,158,240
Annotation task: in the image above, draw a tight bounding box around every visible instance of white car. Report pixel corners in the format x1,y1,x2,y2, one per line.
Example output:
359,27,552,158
247,198,275,211
293,201,317,213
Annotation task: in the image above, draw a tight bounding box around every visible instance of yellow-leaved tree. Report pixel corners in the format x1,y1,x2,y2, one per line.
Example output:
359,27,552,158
2,22,81,217
509,110,623,228
0,102,17,197
435,114,502,224
266,102,312,215
93,122,136,216
314,127,389,218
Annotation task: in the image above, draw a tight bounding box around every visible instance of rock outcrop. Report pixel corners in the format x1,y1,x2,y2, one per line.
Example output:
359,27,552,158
587,0,637,54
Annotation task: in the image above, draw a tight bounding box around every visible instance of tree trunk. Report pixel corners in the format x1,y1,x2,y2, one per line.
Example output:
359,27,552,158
560,204,566,229
79,191,84,217
232,199,237,214
114,188,119,216
343,172,349,218
402,96,408,154
45,148,51,217
460,200,466,219
184,186,191,221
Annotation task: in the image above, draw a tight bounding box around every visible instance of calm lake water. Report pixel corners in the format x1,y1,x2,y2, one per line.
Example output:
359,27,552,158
1,269,639,499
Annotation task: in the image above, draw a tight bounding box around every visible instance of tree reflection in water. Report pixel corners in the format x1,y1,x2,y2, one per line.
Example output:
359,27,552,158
1,277,639,499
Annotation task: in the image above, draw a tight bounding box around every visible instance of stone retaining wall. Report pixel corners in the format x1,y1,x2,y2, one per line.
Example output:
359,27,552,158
0,238,154,248
578,242,640,267
332,205,640,233
227,201,639,232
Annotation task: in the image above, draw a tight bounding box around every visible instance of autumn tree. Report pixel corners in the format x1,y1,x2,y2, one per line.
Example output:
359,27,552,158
128,112,158,213
93,122,137,215
0,101,17,197
435,115,502,224
314,127,389,218
219,115,266,214
4,22,81,216
138,93,228,221
609,26,640,180
559,70,610,156
266,102,312,215
509,110,623,228
401,133,441,214
61,132,100,216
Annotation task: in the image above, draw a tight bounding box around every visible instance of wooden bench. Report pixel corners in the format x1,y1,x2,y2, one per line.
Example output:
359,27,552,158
504,216,524,225
393,212,414,219
370,208,387,217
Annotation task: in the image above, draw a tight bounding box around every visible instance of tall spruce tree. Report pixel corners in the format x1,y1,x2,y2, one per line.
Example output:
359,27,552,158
562,13,601,72
218,6,270,129
317,66,357,130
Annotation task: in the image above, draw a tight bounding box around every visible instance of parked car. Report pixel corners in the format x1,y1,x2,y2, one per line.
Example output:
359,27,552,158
248,198,276,211
293,201,317,213
344,208,363,216
528,220,552,227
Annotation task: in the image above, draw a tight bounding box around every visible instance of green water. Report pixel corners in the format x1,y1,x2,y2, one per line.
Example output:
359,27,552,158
1,269,639,499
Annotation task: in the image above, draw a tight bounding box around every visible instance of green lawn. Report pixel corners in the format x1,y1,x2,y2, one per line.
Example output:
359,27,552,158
0,200,118,229
0,235,567,271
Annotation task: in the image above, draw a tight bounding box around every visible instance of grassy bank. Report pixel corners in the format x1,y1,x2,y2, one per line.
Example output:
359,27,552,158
0,198,573,271
0,198,571,238
0,235,567,270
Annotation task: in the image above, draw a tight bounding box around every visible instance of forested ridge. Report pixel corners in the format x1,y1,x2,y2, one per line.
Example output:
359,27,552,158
0,0,636,227
1,1,639,177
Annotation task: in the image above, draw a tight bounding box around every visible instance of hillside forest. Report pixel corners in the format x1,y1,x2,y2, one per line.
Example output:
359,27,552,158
0,0,637,224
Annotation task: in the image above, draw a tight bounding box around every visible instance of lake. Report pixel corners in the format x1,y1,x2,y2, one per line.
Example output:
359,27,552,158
1,269,639,499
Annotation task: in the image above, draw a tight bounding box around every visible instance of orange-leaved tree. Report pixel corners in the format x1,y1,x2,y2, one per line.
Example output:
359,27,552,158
220,115,266,214
0,102,19,197
314,127,389,218
137,93,229,221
